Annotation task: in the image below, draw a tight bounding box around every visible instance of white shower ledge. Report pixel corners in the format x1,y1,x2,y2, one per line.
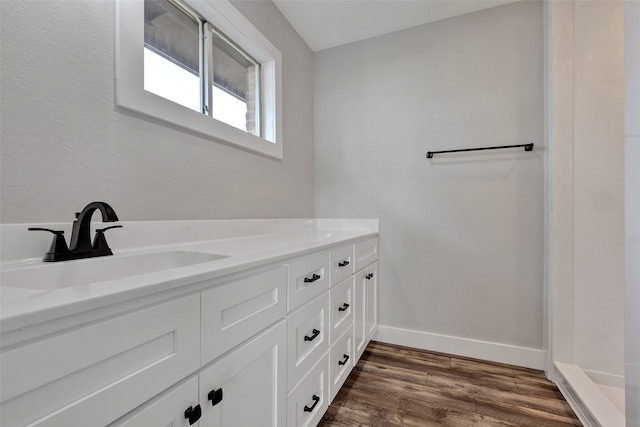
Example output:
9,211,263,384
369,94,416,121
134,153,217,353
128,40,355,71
555,362,625,427
0,219,378,334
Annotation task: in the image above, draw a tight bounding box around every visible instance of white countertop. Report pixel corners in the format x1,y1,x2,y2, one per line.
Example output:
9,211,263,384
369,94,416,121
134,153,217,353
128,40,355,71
0,219,378,334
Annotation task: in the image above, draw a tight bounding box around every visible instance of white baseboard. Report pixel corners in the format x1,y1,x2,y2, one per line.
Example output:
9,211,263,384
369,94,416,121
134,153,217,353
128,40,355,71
374,325,544,370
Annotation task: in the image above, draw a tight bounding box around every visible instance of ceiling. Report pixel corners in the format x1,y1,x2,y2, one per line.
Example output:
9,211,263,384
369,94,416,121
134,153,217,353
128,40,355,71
272,0,521,52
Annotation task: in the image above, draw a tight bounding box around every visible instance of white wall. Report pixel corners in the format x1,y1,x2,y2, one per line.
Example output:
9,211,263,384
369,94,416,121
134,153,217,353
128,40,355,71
0,0,314,223
315,1,544,361
625,0,640,423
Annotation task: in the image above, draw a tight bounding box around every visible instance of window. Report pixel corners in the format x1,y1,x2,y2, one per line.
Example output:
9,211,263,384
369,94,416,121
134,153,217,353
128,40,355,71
116,0,283,159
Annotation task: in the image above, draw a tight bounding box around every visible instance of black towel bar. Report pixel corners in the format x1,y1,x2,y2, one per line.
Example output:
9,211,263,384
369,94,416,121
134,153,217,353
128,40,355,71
426,143,534,159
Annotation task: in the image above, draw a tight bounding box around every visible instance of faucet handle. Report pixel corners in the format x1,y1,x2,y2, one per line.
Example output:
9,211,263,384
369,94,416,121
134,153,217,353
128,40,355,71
28,227,64,235
95,225,123,233
28,228,70,262
92,225,123,251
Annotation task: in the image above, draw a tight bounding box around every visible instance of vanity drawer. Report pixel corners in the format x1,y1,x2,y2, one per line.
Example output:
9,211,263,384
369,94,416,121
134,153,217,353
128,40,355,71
329,244,354,286
201,266,287,364
329,328,353,403
287,352,329,427
109,375,199,427
329,276,354,346
287,292,329,391
286,252,329,312
0,294,200,427
354,238,378,272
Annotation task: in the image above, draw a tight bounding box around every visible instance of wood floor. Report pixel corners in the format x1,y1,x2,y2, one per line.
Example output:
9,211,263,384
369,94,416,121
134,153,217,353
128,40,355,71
319,341,581,427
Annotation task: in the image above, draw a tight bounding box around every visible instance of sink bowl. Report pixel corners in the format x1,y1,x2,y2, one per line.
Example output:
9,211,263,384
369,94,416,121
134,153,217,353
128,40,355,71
1,251,227,290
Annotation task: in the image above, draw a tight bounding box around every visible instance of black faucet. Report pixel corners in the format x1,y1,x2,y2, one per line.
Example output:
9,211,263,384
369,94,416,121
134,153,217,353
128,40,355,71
28,202,122,262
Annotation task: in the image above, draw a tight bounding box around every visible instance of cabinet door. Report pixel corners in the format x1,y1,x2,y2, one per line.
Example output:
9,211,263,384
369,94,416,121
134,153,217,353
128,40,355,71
198,321,286,427
365,262,378,341
354,268,367,362
109,376,199,427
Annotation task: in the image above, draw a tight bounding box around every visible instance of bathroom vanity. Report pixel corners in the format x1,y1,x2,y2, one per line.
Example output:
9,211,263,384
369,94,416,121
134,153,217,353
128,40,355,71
0,219,378,427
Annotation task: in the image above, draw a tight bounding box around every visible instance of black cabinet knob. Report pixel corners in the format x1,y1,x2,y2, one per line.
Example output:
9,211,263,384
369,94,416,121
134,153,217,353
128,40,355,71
208,388,223,407
184,405,201,425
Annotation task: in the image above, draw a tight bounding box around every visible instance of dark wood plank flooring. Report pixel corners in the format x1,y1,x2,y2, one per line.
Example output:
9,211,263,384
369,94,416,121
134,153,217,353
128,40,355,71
320,341,581,427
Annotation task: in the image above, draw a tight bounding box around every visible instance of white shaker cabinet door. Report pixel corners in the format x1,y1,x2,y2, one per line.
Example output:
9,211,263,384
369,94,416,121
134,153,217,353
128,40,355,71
354,267,368,362
354,261,378,362
365,261,379,342
198,320,286,427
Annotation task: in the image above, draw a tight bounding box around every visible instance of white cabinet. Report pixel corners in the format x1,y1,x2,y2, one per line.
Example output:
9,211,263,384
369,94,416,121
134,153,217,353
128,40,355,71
355,261,378,360
199,321,287,427
286,252,330,312
354,238,379,362
1,235,378,427
328,328,353,402
110,376,200,427
354,267,367,361
354,238,378,272
365,261,379,341
287,353,329,427
0,294,200,427
201,266,286,364
329,276,354,345
329,244,353,286
111,321,287,427
287,293,330,391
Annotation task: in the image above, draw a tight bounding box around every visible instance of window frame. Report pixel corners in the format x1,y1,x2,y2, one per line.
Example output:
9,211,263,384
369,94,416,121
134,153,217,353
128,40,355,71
116,0,283,159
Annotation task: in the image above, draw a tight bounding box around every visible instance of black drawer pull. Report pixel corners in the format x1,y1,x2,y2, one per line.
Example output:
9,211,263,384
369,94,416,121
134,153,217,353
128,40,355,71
304,273,321,283
208,388,223,407
338,303,350,312
366,273,373,280
303,395,320,413
184,405,202,425
304,328,320,342
338,354,350,366
338,260,350,267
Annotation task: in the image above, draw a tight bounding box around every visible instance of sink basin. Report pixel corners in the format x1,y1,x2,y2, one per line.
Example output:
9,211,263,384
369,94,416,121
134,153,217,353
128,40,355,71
1,251,227,290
